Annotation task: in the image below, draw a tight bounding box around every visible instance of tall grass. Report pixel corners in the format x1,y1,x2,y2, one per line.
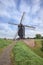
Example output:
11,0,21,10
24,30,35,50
0,39,12,48
0,39,13,54
31,39,43,58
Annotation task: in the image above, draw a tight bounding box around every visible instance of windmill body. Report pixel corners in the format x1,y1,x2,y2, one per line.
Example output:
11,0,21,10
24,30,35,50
18,23,25,39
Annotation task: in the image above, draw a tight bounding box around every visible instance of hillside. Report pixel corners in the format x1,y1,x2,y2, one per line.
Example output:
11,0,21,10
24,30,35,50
12,41,43,65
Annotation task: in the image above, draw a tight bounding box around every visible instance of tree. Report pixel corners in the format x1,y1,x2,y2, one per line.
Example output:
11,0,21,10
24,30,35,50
42,36,43,39
35,34,42,39
27,37,29,39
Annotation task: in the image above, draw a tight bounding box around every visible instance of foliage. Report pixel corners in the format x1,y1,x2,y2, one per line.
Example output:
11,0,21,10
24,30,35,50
42,37,43,39
35,34,42,39
12,41,43,65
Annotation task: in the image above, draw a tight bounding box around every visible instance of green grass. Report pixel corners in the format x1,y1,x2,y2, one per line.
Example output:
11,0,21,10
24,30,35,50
31,39,43,58
12,41,43,65
0,39,13,54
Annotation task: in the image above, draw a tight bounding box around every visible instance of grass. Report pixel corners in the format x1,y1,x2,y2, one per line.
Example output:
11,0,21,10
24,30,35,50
0,38,13,54
12,41,43,65
31,39,43,58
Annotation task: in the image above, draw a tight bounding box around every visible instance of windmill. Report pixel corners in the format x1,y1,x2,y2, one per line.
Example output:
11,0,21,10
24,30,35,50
8,12,35,39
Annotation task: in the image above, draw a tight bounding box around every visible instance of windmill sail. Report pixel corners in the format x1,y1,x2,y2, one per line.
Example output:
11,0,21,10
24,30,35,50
24,25,35,29
20,12,25,24
8,22,18,25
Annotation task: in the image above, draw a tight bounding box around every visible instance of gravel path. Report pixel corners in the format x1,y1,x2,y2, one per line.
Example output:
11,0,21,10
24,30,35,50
23,39,35,47
0,41,16,65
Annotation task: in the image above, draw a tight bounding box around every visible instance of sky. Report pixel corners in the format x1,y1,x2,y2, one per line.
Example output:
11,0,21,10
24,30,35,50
0,0,43,39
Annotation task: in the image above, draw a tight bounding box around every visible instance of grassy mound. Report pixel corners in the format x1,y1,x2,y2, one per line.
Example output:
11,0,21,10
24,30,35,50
12,41,43,65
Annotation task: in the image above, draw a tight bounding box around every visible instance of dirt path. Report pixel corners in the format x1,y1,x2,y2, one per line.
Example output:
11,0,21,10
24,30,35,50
23,39,35,47
0,41,16,65
0,39,35,65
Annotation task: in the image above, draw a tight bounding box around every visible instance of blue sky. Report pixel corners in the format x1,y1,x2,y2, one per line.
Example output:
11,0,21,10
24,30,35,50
0,0,43,39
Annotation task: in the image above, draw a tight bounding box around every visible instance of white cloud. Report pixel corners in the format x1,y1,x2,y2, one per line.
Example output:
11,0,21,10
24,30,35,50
0,0,43,38
32,0,40,14
0,0,16,8
38,9,43,21
0,0,21,21
25,28,43,38
19,0,30,13
0,23,17,38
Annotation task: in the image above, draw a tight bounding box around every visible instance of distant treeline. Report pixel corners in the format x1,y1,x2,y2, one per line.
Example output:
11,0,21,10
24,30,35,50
27,34,43,39
0,34,43,40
